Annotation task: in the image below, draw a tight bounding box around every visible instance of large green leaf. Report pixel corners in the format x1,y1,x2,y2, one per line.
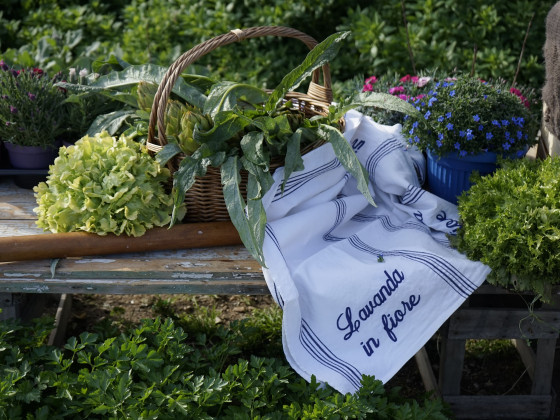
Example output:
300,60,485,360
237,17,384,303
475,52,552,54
353,92,422,119
155,143,182,166
221,156,265,266
89,64,207,109
281,129,306,191
86,110,136,136
204,82,268,118
265,31,350,112
171,155,209,224
318,124,376,207
240,131,268,167
193,111,251,152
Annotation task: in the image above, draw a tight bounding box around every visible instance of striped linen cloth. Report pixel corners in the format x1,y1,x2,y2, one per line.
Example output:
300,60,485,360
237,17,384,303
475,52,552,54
261,110,490,394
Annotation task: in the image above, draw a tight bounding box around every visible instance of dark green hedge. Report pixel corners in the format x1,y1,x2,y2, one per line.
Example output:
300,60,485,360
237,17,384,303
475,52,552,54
0,0,555,91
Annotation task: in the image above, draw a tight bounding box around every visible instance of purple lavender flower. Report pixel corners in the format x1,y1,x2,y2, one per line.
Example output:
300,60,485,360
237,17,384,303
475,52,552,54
27,92,36,100
10,105,17,114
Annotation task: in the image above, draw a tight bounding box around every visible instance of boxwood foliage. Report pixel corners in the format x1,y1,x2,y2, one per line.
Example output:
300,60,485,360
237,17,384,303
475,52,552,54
453,157,560,301
0,0,554,90
0,314,450,419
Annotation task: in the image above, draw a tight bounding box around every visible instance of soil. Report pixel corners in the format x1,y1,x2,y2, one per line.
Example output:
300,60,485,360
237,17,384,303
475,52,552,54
42,293,560,419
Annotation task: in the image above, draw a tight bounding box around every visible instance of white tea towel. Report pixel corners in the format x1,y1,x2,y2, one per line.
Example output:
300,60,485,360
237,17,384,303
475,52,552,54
261,110,490,394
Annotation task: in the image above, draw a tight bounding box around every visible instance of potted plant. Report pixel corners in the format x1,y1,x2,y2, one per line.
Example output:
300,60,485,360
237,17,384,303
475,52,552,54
451,156,560,303
0,60,67,169
400,74,539,203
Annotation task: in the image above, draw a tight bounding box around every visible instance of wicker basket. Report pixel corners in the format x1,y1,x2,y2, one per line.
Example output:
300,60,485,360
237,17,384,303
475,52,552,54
146,26,336,222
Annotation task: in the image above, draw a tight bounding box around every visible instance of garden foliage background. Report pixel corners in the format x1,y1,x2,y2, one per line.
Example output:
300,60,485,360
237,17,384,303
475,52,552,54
0,0,555,91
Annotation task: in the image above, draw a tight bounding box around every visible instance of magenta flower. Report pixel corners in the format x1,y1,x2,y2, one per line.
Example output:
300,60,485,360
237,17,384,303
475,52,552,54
389,86,405,95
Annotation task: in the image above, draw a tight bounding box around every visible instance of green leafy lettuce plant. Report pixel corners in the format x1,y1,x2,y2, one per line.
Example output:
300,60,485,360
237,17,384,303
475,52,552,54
401,74,539,158
33,131,182,236
452,157,560,301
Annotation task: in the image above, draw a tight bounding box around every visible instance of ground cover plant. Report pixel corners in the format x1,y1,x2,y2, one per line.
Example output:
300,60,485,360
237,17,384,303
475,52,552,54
0,307,450,419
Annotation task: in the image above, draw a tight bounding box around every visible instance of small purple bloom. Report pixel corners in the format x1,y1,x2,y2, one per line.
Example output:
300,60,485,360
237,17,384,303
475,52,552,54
503,142,511,151
449,90,456,97
486,132,493,140
27,92,36,100
517,131,523,139
478,124,484,131
473,114,480,122
437,116,444,122
446,122,454,130
424,110,431,120
501,120,509,126
492,120,500,127
414,136,420,143
436,140,443,147
459,130,466,137
459,150,467,157
10,105,17,114
466,129,474,140
454,142,461,150
446,112,452,119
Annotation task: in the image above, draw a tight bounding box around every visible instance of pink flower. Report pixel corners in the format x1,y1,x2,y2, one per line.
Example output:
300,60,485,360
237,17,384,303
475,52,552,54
510,87,530,108
400,74,419,84
398,94,409,101
389,86,405,95
362,75,378,92
416,76,431,87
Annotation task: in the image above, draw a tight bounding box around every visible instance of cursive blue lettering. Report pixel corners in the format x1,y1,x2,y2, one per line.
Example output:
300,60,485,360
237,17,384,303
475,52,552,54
337,306,360,340
361,337,380,356
382,294,421,342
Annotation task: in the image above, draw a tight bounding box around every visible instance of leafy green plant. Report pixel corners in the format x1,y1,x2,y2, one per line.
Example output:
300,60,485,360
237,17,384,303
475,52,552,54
33,131,182,236
0,315,450,419
452,156,560,301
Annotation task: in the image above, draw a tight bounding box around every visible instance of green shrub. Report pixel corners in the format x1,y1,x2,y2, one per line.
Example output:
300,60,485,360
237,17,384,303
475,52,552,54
0,315,450,419
1,0,551,91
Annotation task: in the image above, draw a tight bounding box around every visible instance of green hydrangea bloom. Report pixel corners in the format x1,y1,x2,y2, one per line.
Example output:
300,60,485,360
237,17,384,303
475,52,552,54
34,131,183,236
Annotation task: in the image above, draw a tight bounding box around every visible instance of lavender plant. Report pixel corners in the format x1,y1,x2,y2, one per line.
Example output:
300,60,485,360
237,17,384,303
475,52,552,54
401,74,539,158
0,60,67,148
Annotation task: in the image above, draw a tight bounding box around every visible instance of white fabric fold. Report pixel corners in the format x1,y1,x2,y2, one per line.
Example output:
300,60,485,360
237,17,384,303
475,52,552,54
261,110,490,394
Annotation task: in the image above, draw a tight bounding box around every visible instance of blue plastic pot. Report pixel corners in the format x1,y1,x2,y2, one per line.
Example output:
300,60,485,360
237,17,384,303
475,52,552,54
426,149,499,204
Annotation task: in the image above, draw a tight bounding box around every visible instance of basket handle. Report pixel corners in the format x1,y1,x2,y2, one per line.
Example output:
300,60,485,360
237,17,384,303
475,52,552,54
147,26,333,147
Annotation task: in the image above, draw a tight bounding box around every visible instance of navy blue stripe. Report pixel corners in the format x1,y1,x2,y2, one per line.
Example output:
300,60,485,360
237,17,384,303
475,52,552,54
273,159,341,201
351,213,432,237
300,319,362,390
323,199,347,242
401,186,425,205
365,137,401,177
348,235,474,298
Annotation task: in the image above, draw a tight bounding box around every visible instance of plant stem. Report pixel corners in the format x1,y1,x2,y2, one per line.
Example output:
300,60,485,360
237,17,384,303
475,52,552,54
401,0,417,75
511,12,535,90
470,44,478,77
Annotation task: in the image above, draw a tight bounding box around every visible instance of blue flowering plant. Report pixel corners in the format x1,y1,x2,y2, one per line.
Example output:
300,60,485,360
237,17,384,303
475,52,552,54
401,75,539,158
0,60,67,148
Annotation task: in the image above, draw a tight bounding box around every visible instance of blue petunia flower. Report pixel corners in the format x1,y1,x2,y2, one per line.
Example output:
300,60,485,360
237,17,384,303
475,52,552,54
446,112,452,119
459,150,467,157
449,90,456,97
486,132,493,140
502,142,511,151
466,129,474,140
473,114,480,122
424,110,431,120
438,116,444,122
454,142,461,150
446,122,454,130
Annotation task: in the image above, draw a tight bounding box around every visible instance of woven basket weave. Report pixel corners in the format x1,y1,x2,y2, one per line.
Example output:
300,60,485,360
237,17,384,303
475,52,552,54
146,26,335,222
